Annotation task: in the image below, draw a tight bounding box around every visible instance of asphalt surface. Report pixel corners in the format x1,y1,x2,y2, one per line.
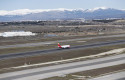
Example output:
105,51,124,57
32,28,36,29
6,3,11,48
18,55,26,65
1,39,125,60
1,34,125,49
0,53,125,80
90,71,125,80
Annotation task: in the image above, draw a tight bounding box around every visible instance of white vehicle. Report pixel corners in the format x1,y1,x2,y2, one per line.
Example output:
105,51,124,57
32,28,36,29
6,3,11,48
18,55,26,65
58,43,70,49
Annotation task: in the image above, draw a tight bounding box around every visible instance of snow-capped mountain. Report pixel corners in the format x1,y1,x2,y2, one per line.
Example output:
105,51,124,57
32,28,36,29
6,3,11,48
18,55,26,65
0,7,125,22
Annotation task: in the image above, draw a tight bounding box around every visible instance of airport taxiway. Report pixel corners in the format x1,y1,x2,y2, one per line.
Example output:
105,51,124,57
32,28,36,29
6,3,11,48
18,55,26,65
0,53,125,80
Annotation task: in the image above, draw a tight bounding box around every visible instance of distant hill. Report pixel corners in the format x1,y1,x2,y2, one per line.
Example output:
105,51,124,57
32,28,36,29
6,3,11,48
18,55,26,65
0,8,125,22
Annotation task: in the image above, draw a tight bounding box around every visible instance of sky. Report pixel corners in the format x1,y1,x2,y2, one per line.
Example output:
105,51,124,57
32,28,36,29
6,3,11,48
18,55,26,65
0,0,125,10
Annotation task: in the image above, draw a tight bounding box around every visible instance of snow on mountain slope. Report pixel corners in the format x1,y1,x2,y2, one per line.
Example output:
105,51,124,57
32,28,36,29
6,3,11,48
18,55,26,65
0,7,125,21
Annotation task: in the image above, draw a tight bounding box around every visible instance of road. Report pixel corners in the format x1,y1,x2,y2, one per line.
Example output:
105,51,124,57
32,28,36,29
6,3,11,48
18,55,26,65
0,53,125,80
1,39,125,60
1,34,125,49
90,71,125,80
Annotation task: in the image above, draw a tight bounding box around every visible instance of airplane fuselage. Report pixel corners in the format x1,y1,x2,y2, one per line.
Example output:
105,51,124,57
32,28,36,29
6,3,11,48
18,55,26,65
58,43,70,49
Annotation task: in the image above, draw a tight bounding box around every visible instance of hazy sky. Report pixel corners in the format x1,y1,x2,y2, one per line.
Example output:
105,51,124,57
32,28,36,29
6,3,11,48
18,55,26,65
0,0,125,10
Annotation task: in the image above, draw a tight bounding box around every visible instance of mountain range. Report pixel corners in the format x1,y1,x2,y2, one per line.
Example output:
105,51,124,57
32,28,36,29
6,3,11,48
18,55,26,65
0,7,125,22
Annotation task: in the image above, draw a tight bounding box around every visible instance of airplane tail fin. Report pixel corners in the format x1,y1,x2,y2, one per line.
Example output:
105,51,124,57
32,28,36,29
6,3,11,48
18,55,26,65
58,43,62,48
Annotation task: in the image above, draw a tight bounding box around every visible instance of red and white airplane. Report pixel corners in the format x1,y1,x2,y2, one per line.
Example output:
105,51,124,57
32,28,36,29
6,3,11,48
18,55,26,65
58,43,70,49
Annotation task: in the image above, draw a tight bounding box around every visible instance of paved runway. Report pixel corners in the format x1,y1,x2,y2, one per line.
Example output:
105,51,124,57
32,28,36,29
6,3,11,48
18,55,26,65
90,71,125,80
1,34,125,49
0,54,125,80
1,39,125,60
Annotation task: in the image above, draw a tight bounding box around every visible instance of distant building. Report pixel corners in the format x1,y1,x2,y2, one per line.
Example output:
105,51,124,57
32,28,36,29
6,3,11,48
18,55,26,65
0,31,36,37
68,18,85,22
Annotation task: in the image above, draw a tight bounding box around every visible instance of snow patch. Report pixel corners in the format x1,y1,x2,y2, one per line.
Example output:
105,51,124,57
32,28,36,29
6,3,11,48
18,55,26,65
0,8,74,16
86,7,108,12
